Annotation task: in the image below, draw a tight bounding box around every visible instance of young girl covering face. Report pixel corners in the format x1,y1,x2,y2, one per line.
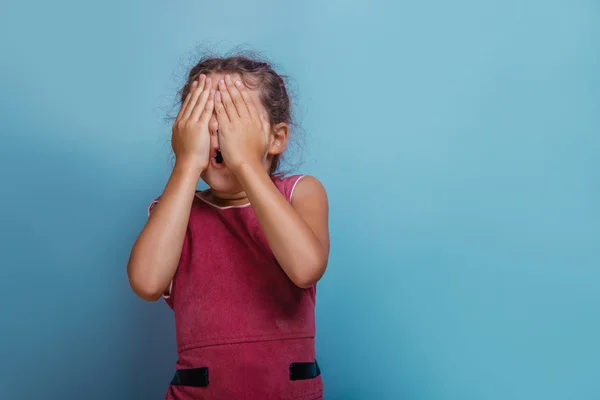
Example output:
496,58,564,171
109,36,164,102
127,55,330,399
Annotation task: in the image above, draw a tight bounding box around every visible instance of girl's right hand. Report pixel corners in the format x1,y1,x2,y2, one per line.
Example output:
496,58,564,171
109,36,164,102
171,75,215,174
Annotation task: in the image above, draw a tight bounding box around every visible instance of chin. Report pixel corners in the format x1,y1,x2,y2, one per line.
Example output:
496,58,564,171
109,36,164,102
200,165,242,193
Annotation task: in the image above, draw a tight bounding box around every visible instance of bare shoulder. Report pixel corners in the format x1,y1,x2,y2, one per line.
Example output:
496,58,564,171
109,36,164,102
291,175,328,208
290,175,330,255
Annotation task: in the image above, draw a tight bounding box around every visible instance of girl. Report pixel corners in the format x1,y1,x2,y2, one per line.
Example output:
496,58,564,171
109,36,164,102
127,55,329,400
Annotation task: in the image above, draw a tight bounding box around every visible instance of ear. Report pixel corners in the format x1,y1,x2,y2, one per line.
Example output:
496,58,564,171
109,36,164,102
268,122,289,156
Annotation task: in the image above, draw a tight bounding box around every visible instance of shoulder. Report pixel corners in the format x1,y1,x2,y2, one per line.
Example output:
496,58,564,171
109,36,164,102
286,174,328,208
288,175,329,249
147,196,161,216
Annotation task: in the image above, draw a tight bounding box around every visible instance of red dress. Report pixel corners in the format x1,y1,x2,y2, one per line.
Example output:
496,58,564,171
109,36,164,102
148,174,323,400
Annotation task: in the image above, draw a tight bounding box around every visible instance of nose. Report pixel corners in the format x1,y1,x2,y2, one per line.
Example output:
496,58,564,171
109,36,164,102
209,114,219,149
208,113,218,134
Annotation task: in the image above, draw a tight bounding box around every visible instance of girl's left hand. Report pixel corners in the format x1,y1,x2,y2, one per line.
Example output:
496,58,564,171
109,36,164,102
214,75,270,173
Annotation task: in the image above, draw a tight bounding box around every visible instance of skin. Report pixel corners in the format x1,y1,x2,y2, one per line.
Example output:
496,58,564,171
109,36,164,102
127,72,330,301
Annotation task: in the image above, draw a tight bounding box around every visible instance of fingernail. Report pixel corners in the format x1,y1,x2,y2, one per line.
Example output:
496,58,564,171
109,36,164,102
219,80,225,86
225,75,231,82
206,77,211,84
191,80,197,86
235,80,242,87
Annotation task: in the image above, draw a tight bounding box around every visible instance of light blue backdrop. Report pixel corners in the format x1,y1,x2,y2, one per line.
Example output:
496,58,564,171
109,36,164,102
1,1,598,399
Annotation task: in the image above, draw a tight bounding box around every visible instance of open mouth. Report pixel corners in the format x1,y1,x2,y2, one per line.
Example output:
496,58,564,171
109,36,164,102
211,148,225,168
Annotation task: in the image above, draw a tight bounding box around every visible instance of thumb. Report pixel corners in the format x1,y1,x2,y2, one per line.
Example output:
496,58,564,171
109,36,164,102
260,113,271,138
260,113,271,163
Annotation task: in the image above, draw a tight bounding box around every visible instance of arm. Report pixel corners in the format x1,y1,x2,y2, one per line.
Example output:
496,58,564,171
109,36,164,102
214,75,330,288
127,162,200,301
237,165,330,288
127,74,215,301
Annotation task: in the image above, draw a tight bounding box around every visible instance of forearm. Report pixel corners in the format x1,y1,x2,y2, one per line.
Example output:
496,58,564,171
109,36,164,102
236,162,327,288
127,162,200,300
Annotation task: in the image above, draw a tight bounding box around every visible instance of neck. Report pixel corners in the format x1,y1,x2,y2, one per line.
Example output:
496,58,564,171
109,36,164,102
204,188,250,207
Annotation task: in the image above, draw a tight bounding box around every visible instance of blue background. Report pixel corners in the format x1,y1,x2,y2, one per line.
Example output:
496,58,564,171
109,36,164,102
1,1,599,399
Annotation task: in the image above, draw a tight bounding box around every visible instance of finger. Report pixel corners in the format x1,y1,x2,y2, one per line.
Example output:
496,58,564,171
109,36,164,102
175,79,197,123
218,79,238,119
225,75,249,119
261,112,271,144
235,79,260,120
181,74,206,121
199,89,216,123
214,90,229,124
190,78,212,121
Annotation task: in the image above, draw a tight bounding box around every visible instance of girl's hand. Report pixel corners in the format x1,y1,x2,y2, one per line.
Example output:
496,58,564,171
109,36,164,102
171,75,215,174
214,75,270,173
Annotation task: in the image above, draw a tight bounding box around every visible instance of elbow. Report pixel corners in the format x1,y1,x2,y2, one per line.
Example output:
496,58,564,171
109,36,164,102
128,275,165,302
290,255,328,289
132,285,164,302
293,277,320,290
127,260,167,302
